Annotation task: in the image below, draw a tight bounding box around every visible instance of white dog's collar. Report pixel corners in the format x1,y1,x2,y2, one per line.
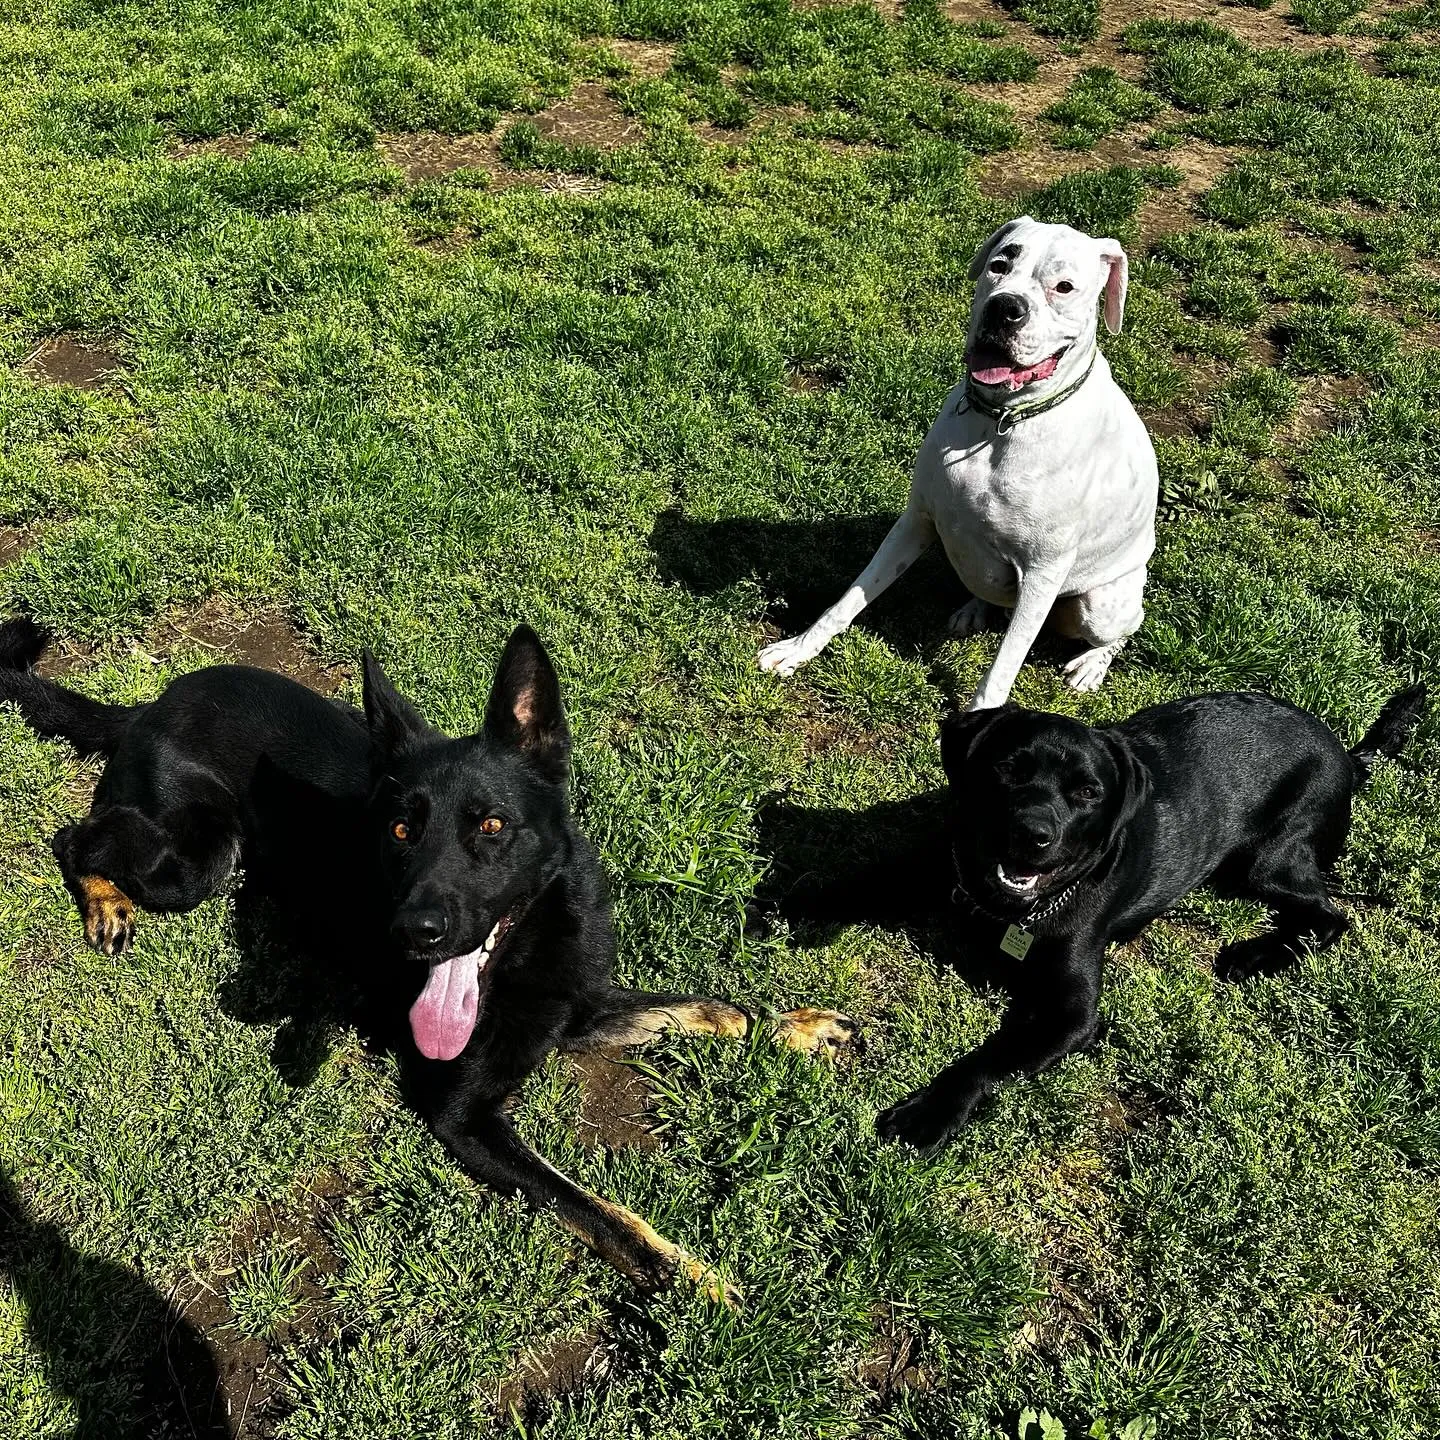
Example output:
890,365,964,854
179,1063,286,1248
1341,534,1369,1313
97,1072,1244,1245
959,344,1099,435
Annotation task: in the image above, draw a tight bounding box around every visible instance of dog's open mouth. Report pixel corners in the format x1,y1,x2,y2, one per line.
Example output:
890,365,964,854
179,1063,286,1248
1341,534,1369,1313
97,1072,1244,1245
968,342,1068,393
996,863,1044,895
408,913,515,1062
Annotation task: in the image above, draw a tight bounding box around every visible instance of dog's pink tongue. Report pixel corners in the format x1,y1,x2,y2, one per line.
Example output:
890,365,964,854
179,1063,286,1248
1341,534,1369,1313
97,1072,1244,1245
409,951,480,1061
969,351,1062,392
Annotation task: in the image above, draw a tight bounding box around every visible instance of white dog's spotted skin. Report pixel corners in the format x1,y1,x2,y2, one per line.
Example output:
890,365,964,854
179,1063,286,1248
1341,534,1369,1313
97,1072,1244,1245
759,216,1159,710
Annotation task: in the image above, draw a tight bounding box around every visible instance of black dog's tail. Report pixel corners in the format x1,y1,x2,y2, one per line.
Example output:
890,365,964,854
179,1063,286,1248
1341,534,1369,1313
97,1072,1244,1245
1350,682,1427,785
0,616,137,758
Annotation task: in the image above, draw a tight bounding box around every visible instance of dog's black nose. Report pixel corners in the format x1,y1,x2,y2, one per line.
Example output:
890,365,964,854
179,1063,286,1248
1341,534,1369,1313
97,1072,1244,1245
393,907,449,949
983,292,1030,332
1016,819,1056,850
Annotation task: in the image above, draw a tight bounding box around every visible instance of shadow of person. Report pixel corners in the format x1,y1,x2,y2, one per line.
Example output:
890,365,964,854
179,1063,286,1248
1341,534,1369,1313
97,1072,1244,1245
753,790,1007,990
648,508,964,651
0,1167,233,1439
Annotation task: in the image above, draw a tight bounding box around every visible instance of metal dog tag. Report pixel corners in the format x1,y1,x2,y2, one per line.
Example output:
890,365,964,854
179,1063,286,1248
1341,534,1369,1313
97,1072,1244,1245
1000,924,1034,960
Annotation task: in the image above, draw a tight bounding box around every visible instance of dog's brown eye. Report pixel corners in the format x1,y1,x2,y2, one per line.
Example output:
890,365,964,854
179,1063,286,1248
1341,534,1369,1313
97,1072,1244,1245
1072,786,1099,803
988,257,1009,274
480,816,505,836
1055,280,1075,294
392,820,410,842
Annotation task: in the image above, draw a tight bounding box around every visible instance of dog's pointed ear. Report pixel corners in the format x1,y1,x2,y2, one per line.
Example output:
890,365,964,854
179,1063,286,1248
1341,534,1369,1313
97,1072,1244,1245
940,703,1018,783
484,625,570,783
968,216,1032,281
1103,730,1151,834
1096,239,1128,334
362,650,428,757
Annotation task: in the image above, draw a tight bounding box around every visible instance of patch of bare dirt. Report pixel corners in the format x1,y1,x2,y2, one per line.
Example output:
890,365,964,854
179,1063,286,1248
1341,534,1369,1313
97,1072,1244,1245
173,135,256,161
1216,0,1379,64
854,1313,931,1401
569,1050,660,1151
1281,372,1367,440
174,1170,358,1439
0,526,36,567
493,1328,609,1419
380,130,510,183
533,82,644,148
158,597,347,695
605,38,677,76
19,336,120,390
1133,139,1238,243
785,362,844,391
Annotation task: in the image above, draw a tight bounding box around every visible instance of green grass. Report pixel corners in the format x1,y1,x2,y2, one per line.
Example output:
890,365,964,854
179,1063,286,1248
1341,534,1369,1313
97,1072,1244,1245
1,0,1439,1436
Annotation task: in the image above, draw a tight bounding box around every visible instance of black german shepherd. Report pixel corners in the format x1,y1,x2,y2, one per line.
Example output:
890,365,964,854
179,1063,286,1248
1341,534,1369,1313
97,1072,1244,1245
0,616,854,1299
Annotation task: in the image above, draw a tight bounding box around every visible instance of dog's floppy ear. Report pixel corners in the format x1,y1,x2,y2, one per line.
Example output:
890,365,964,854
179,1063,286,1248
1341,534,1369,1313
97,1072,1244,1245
484,625,570,783
968,216,1032,281
362,650,428,757
940,703,1018,783
1096,239,1128,334
1102,730,1151,836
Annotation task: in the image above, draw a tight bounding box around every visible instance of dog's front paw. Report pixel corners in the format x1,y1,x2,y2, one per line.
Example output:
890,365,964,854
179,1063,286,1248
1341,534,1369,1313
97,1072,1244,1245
78,875,136,957
947,598,993,638
876,1082,972,1152
758,634,820,676
1063,643,1120,693
1215,935,1296,983
770,1007,859,1060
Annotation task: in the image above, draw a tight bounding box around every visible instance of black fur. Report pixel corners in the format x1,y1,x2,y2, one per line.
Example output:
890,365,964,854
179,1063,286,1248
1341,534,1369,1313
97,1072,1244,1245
0,620,845,1292
789,686,1426,1152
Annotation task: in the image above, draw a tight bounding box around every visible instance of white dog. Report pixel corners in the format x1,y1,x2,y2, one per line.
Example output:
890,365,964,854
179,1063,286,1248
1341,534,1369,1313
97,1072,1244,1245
758,216,1158,710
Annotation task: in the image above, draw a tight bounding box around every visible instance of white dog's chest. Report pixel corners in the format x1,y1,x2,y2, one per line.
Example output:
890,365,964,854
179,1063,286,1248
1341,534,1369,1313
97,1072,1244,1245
913,380,1156,604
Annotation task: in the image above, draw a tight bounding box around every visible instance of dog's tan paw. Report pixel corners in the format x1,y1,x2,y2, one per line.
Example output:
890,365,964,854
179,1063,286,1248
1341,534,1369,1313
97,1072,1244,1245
679,1255,744,1309
770,1007,859,1059
79,875,135,957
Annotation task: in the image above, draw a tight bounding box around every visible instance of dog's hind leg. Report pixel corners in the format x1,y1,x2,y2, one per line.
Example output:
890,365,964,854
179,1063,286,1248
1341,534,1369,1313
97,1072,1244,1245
433,1105,741,1304
1214,840,1348,983
52,801,240,957
567,989,858,1060
1053,566,1146,693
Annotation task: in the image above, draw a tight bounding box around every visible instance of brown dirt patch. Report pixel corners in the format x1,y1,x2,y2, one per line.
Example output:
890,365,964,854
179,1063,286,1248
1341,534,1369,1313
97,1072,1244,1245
605,38,678,77
1216,0,1379,63
173,135,256,161
173,1170,358,1439
159,597,346,695
533,82,643,148
19,336,120,391
1281,372,1367,440
493,1327,609,1419
1133,139,1237,244
0,526,36,567
855,1314,930,1401
380,130,509,183
569,1050,660,1151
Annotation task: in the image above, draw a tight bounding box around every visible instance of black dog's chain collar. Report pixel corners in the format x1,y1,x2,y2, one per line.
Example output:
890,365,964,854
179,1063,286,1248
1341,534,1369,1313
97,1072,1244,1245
955,345,1099,436
950,846,1080,960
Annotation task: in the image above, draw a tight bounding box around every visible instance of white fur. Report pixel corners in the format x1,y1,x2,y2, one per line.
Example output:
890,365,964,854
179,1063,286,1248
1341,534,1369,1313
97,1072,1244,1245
758,217,1158,709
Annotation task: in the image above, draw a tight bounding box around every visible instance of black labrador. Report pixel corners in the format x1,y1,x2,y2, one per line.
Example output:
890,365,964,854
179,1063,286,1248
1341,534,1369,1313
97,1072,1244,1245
0,617,854,1300
786,686,1425,1151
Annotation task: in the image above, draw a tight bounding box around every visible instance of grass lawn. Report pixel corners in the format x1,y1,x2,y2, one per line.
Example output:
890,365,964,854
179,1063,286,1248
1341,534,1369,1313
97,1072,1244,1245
1,0,1439,1433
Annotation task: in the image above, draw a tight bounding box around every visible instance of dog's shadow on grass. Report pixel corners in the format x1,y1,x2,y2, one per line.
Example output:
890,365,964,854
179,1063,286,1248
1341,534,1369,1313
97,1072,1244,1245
648,508,964,651
0,1167,233,1439
753,789,1009,990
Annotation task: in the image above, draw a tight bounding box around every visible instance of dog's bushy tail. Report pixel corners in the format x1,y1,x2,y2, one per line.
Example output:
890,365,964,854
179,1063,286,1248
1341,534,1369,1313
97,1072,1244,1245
1351,682,1427,785
0,616,137,758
